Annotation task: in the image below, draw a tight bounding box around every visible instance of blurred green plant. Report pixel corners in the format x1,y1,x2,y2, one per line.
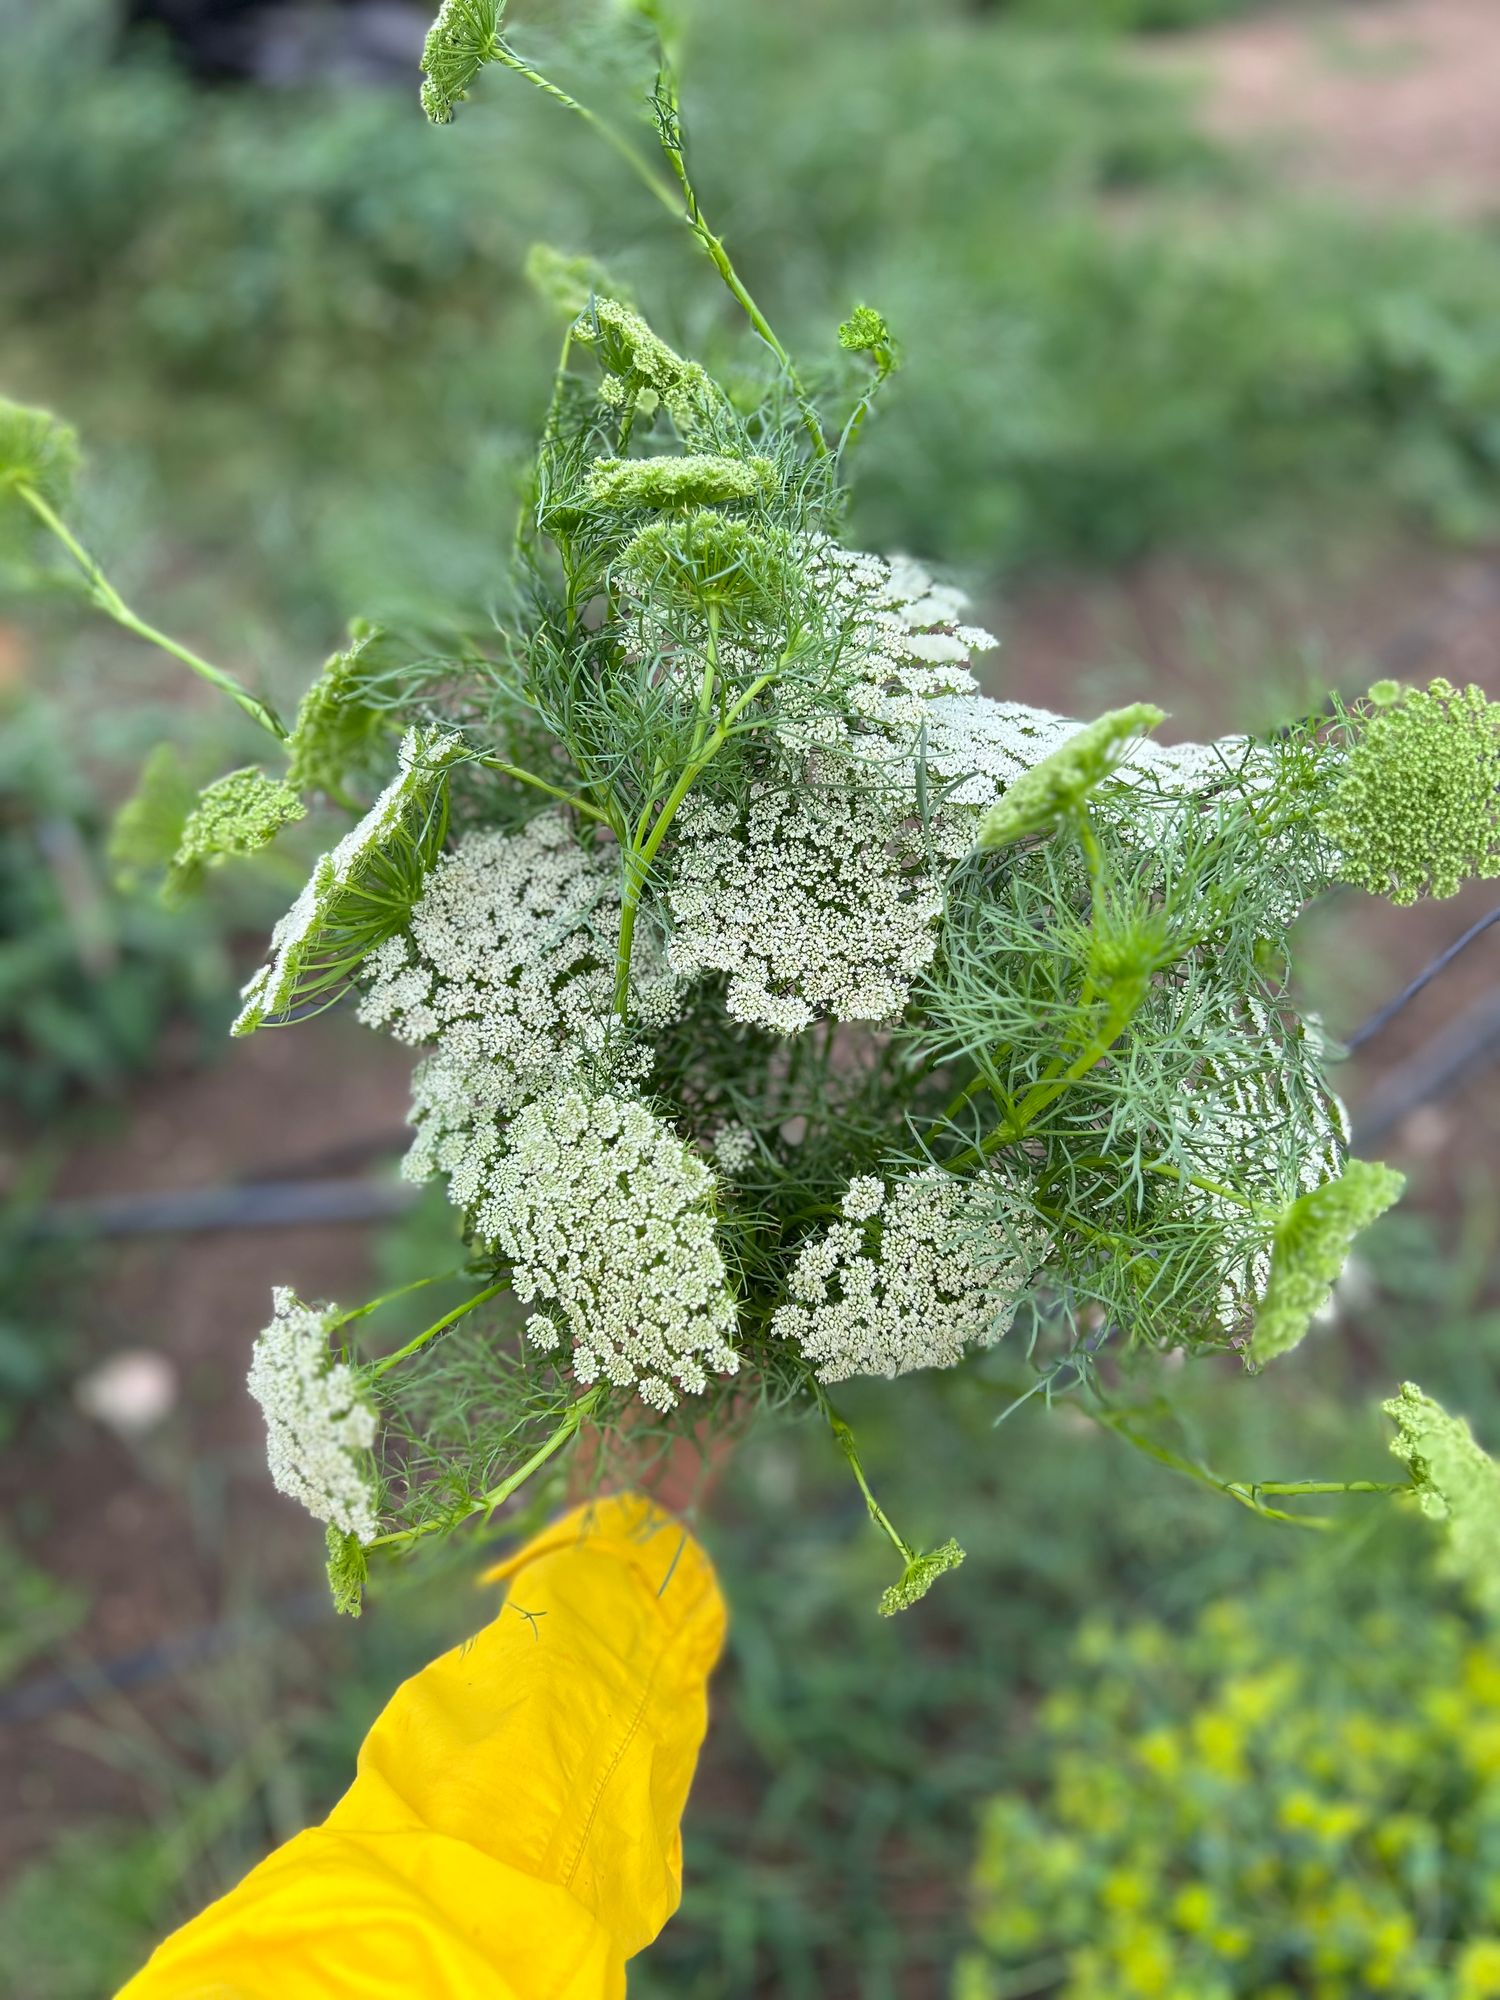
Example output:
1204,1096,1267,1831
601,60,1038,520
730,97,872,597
0,691,238,1116
959,1569,1500,1999
4,0,1500,643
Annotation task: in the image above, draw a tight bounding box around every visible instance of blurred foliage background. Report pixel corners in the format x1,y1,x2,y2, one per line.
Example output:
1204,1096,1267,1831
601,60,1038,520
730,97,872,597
1,0,1499,1994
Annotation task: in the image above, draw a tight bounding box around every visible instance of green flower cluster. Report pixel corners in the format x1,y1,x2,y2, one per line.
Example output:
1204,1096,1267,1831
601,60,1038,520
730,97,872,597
960,1584,1500,2000
976,703,1165,847
1251,1159,1406,1364
1327,679,1500,905
165,767,305,906
1387,1383,1500,1624
878,1539,966,1618
0,395,79,510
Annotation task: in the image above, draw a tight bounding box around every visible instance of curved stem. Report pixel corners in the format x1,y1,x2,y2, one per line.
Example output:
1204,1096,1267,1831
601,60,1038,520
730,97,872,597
365,1385,606,1552
371,1280,508,1378
612,659,783,1016
818,1389,914,1565
486,36,826,457
19,485,287,742
477,755,616,826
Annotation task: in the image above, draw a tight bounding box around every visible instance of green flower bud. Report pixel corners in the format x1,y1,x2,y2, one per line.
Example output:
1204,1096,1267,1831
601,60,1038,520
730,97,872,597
838,305,892,355
286,632,389,798
419,0,502,124
586,454,774,512
879,1538,966,1617
1250,1159,1405,1364
1325,678,1500,904
0,397,80,510
166,766,306,905
325,1524,368,1618
571,299,719,433
1384,1382,1500,1621
621,509,789,615
976,704,1166,848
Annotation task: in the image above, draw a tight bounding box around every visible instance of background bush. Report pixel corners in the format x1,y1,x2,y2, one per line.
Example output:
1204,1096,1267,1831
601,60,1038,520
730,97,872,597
959,1567,1500,1998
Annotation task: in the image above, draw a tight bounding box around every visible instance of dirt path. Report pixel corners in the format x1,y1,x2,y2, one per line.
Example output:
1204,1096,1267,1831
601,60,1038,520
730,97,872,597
1153,0,1500,217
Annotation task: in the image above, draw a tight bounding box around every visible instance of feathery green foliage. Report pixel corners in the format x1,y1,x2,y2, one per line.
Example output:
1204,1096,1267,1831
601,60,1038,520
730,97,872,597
1385,1383,1500,1623
1326,678,1500,905
1251,1160,1407,1365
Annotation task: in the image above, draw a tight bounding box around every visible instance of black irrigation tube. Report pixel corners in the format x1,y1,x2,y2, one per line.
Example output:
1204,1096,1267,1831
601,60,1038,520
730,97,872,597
16,903,1500,1244
0,1592,330,1729
1345,901,1500,1053
24,1174,417,1240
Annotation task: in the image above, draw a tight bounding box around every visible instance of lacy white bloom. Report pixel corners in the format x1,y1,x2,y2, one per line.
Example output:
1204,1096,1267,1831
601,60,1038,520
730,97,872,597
840,1175,886,1221
235,725,464,1034
473,1086,740,1410
712,1121,758,1176
668,778,949,1031
773,1170,1037,1383
247,1289,379,1540
359,809,682,1113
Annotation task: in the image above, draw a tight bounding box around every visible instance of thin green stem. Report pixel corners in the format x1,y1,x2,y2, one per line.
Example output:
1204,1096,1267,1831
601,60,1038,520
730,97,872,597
365,1386,605,1552
19,484,287,741
477,755,615,826
371,1280,508,1378
820,1392,915,1565
486,35,826,458
491,42,682,221
327,1270,467,1335
945,998,1134,1176
652,59,826,457
612,659,782,1015
1094,1405,1413,1529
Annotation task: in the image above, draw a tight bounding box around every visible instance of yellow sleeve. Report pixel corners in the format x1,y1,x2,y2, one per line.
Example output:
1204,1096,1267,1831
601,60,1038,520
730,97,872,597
116,1494,726,2000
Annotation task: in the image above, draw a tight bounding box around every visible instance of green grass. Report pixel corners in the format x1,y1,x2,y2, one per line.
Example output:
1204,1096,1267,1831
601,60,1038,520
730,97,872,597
4,0,1499,670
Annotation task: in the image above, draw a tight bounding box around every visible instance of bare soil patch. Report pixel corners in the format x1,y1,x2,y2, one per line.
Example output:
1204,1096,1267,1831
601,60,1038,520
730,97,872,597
1152,0,1500,218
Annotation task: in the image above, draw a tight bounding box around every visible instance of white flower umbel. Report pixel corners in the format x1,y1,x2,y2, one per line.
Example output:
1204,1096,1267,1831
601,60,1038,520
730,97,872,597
235,725,465,1034
359,808,683,1112
473,1085,740,1410
247,1289,379,1540
773,1170,1037,1383
668,774,950,1031
712,1120,758,1176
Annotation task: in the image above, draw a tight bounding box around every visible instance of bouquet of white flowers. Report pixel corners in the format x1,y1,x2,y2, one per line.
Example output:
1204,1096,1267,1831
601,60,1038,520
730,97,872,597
6,0,1498,1620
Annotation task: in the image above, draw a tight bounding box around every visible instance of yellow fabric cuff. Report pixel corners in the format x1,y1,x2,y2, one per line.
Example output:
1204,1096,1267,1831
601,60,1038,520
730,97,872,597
116,1496,725,2000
